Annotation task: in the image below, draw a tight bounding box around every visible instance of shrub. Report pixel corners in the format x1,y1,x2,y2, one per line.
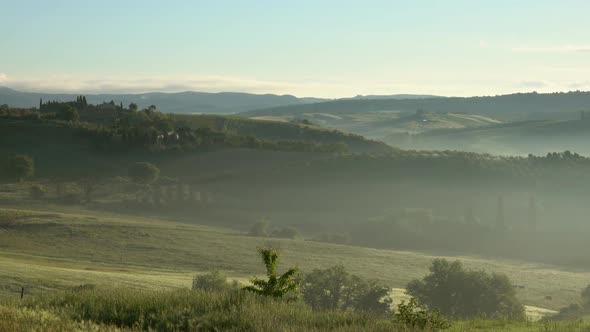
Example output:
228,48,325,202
406,259,524,319
29,184,47,199
5,155,34,182
57,105,79,122
60,193,82,205
315,233,351,245
128,162,160,185
192,271,234,292
301,265,391,314
392,298,451,330
248,220,269,237
581,285,590,309
553,285,590,320
553,303,584,320
272,226,300,239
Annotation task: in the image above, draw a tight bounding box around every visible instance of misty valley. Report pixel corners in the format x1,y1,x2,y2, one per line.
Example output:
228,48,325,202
2,91,590,331
3,2,590,330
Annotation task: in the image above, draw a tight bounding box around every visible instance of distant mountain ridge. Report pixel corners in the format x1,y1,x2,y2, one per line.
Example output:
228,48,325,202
0,87,447,115
0,87,326,114
346,94,444,100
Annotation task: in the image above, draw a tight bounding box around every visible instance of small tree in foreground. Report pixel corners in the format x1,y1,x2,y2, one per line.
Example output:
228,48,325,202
243,247,300,301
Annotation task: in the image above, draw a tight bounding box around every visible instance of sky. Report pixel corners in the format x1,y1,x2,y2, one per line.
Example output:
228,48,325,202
1,0,590,98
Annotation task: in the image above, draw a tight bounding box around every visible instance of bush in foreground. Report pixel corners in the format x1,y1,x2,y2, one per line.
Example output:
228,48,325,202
301,265,391,314
392,298,451,330
407,259,525,319
192,270,237,292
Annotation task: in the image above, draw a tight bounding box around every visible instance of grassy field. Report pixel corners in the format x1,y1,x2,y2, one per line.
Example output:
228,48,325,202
0,287,589,331
1,206,589,315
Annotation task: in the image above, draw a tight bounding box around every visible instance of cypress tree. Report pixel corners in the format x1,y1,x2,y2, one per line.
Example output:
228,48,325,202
496,195,505,231
528,195,537,232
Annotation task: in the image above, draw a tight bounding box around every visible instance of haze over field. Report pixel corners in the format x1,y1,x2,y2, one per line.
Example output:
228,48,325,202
2,1,590,331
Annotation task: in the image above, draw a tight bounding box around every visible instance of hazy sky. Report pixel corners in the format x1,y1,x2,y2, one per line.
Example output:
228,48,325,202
1,0,589,97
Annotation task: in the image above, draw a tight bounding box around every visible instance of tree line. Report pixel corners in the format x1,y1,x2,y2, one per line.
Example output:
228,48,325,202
193,247,528,330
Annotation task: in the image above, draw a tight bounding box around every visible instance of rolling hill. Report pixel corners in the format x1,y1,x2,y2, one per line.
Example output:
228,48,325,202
394,117,590,156
250,111,502,141
242,91,590,121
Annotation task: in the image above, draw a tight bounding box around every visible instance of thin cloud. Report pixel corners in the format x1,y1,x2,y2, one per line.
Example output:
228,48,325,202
0,74,341,96
568,81,590,89
520,81,548,88
512,45,590,53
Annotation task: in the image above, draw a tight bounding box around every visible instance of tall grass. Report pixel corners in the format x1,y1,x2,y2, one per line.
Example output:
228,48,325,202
4,287,590,331
0,304,114,332
17,287,397,331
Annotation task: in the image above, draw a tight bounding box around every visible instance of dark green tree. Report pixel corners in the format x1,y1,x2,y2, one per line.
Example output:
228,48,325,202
301,265,391,314
249,220,269,237
496,195,505,230
243,247,300,301
5,155,34,182
464,206,478,224
581,285,590,309
79,175,100,203
272,226,300,239
528,195,537,232
406,259,524,319
29,184,47,200
129,103,138,112
57,105,79,122
192,270,234,292
128,162,160,185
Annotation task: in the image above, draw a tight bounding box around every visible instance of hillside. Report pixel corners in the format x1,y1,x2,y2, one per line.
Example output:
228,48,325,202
0,87,325,114
172,114,392,153
394,118,590,156
251,111,502,141
242,91,590,121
